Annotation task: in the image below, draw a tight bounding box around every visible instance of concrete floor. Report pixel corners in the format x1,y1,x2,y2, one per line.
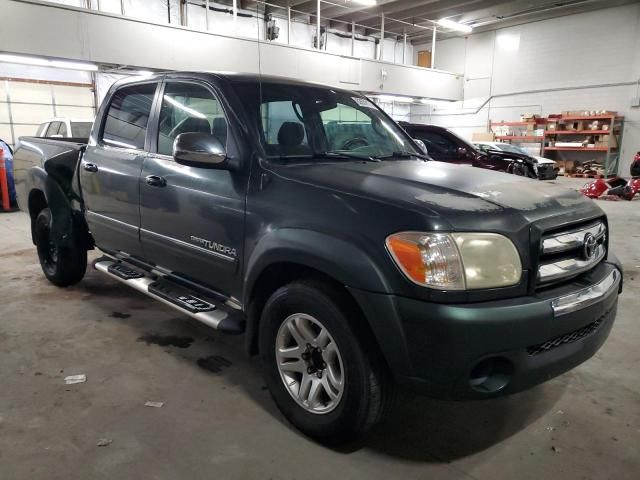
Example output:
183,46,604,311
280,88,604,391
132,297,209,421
1,177,639,480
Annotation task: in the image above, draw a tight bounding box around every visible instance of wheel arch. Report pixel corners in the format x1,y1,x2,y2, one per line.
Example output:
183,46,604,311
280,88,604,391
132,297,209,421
243,229,392,357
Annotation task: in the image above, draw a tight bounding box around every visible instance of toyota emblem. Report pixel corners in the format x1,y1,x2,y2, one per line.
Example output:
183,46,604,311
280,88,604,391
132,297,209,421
583,233,597,259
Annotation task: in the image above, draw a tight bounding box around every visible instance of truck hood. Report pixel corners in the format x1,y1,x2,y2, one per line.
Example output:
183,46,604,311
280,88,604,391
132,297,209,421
274,160,600,226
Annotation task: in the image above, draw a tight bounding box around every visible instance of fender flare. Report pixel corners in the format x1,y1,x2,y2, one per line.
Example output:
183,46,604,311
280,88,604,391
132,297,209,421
243,228,392,302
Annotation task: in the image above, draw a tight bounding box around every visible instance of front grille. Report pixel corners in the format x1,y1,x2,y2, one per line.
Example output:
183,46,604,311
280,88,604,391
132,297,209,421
537,220,607,286
526,308,610,356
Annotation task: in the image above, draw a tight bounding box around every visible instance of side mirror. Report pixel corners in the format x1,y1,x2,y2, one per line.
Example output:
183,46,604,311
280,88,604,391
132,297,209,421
50,134,64,138
173,132,228,169
413,138,428,155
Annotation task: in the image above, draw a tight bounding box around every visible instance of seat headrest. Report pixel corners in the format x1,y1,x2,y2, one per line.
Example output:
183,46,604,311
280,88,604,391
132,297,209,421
277,122,305,147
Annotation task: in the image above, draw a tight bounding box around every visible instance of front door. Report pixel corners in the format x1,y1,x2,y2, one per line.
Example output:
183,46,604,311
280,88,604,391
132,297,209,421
80,81,158,256
139,80,246,297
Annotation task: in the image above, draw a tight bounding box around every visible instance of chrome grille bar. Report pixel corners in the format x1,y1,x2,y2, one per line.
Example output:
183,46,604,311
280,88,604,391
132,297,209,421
539,244,606,284
542,221,606,255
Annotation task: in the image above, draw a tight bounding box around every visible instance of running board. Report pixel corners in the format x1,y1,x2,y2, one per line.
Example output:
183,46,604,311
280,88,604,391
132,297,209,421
94,259,244,334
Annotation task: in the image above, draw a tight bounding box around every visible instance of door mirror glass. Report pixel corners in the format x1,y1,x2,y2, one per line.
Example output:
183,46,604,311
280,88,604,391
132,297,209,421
174,132,228,168
413,138,428,155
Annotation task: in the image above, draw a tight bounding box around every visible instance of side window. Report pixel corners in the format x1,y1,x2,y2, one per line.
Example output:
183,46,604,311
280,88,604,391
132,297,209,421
157,82,227,156
58,122,68,137
417,131,455,155
45,122,60,136
260,101,310,156
36,123,48,136
102,83,156,150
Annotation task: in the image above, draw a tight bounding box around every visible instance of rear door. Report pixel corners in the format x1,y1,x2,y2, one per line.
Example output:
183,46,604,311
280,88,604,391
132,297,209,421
139,79,246,296
80,81,159,257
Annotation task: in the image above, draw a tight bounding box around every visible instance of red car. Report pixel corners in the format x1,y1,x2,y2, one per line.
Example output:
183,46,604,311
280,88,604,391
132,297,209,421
401,123,539,178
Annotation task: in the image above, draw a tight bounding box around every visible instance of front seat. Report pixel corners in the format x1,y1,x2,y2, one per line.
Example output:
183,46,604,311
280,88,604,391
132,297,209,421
277,121,309,156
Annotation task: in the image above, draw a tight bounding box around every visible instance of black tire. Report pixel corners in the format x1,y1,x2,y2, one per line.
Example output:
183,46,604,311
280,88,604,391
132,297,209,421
259,278,391,443
34,208,87,287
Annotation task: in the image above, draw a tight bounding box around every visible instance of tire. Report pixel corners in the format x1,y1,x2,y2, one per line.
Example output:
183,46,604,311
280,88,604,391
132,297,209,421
259,278,391,443
34,208,87,287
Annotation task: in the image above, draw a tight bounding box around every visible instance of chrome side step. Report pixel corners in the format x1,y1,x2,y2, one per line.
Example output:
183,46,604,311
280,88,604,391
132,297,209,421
94,259,244,334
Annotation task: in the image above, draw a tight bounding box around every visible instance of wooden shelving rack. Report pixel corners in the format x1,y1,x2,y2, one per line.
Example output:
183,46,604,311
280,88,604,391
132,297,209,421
544,114,623,177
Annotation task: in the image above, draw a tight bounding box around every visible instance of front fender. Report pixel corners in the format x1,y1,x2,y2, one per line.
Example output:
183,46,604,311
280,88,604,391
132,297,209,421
243,228,392,302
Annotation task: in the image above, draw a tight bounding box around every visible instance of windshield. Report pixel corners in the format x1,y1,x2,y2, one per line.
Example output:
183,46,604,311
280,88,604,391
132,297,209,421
492,143,527,155
70,121,93,138
256,83,419,160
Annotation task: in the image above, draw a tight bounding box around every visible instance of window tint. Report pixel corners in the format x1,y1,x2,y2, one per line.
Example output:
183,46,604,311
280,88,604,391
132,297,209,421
416,131,455,154
70,121,93,138
157,82,227,156
102,83,156,150
58,122,68,137
45,122,60,136
260,100,310,156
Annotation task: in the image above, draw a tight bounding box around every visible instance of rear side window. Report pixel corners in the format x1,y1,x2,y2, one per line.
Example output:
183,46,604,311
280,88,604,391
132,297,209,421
45,122,60,136
58,122,68,137
102,83,156,150
71,121,93,138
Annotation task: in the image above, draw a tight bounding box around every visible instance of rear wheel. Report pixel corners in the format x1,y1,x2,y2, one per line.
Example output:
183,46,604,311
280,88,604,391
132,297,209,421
259,279,391,443
34,208,87,286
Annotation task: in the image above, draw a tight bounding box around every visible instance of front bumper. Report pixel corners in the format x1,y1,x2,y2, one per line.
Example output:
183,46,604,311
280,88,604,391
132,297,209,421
349,257,622,400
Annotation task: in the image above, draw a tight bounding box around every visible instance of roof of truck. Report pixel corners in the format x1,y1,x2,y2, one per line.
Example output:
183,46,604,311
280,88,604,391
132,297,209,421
118,71,359,93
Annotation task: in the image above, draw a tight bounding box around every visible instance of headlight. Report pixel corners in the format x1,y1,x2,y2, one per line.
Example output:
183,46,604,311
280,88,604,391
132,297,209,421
386,232,522,290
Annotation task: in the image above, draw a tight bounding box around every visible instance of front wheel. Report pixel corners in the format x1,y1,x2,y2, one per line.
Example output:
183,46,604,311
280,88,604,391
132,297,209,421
259,279,391,443
34,208,87,287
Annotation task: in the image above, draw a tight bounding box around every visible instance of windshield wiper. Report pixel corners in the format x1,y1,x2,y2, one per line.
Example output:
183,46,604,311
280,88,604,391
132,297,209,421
314,151,381,163
374,151,430,161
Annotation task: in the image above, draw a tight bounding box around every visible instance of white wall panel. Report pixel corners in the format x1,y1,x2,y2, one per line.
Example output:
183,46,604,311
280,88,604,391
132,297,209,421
55,105,95,118
52,84,94,106
0,102,10,123
2,0,462,100
8,82,52,103
10,103,54,123
411,4,640,174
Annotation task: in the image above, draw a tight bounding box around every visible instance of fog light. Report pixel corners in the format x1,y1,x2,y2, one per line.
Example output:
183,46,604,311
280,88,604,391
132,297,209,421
469,357,514,393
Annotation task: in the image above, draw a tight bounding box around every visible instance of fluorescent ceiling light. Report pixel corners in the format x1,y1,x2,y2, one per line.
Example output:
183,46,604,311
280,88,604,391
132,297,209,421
0,53,98,71
420,98,456,107
136,70,154,76
351,0,377,6
437,18,472,33
375,94,414,103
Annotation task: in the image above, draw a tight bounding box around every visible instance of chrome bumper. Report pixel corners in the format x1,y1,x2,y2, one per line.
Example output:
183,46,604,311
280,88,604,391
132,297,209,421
551,268,621,316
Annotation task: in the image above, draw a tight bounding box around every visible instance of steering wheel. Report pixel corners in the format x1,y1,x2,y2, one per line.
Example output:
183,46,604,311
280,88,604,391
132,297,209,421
341,137,370,150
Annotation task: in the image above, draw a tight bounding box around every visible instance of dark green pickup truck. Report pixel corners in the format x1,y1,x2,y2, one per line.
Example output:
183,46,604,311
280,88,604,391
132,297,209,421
13,72,622,442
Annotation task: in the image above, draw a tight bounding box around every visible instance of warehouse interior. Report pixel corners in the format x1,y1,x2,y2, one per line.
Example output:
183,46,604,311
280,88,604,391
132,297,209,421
0,0,639,478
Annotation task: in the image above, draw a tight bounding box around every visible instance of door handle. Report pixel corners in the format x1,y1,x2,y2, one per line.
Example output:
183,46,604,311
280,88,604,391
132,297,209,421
83,162,98,173
145,175,166,187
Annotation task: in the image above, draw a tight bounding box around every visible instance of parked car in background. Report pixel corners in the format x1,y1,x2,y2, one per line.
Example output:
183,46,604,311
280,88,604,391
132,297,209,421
400,122,538,178
475,141,558,180
36,117,94,139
